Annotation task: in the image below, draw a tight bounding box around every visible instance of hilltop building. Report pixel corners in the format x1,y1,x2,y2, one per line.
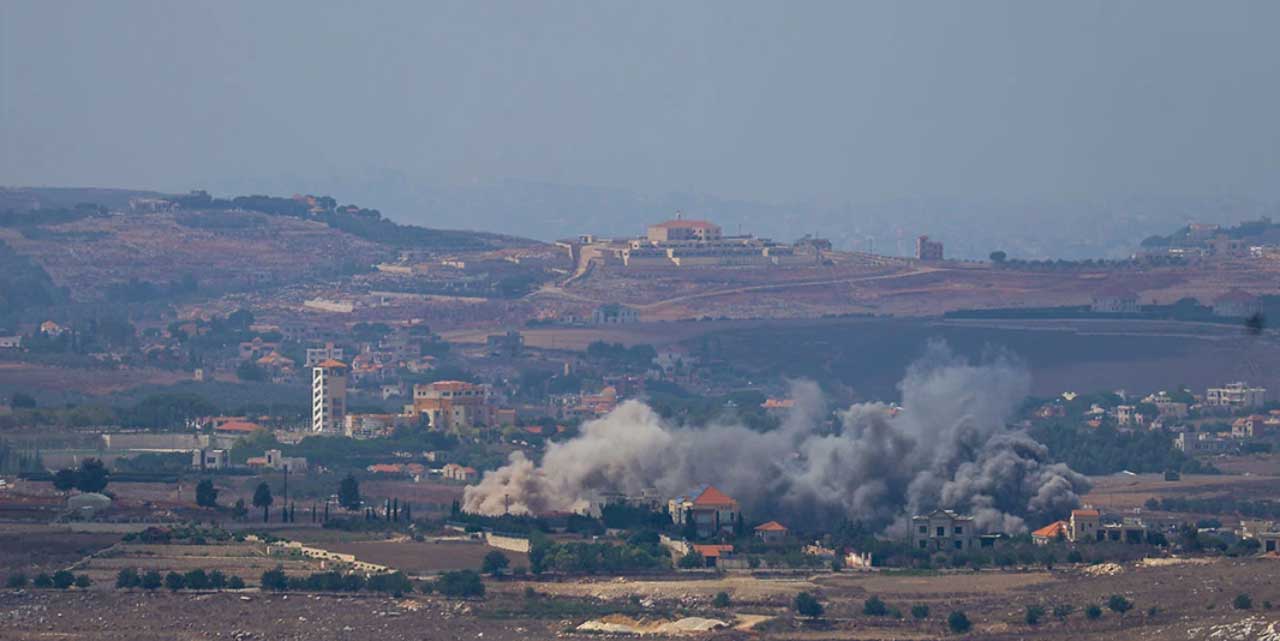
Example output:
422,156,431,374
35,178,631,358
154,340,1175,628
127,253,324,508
669,485,740,538
915,236,944,261
1206,382,1266,409
592,304,639,324
911,509,976,551
408,381,494,432
311,359,348,433
559,214,818,271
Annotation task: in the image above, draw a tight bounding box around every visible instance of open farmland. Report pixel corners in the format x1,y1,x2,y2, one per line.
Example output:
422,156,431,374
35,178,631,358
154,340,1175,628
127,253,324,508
322,538,529,575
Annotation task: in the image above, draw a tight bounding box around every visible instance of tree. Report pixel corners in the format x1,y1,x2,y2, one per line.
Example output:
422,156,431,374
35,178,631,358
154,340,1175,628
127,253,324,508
207,570,226,590
794,591,823,618
1234,594,1253,610
195,479,218,508
1053,604,1074,621
678,551,704,569
947,610,972,634
52,570,75,590
116,568,141,589
1107,595,1133,616
141,570,162,590
338,474,361,510
482,551,510,577
1085,604,1102,620
911,604,930,619
10,392,36,409
1025,605,1045,625
52,468,77,492
260,567,288,591
74,574,91,589
164,571,185,591
232,498,248,520
713,591,732,608
435,570,485,598
227,576,245,590
75,458,109,493
863,595,889,616
32,573,52,588
252,482,273,523
6,572,28,589
184,569,210,590
989,250,1007,263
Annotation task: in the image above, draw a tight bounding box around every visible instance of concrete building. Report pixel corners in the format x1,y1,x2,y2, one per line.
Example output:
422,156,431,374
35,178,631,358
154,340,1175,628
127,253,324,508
0,336,22,349
1212,289,1263,318
1100,518,1149,544
441,462,478,482
1206,382,1266,409
1175,431,1236,454
1068,508,1102,542
1031,520,1068,545
305,342,345,367
1239,520,1280,553
753,520,789,543
669,485,740,538
190,448,229,471
911,510,976,552
647,218,722,243
592,304,638,324
263,449,308,473
409,381,494,432
915,236,944,261
311,359,348,433
486,330,524,357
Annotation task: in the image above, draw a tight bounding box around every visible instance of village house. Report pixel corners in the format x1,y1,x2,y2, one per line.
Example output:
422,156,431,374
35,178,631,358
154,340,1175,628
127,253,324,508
911,509,977,552
1069,508,1102,542
1239,520,1280,553
1031,520,1069,545
1175,431,1236,455
1206,382,1266,409
440,462,478,482
669,485,740,538
0,335,22,350
1231,415,1277,440
407,381,495,432
753,520,789,543
592,303,639,325
691,544,735,568
190,448,230,471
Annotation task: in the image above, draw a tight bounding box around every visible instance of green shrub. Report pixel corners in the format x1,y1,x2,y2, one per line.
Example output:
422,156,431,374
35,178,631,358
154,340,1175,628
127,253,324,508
863,595,889,616
713,591,731,608
1234,594,1253,610
116,568,141,589
947,610,971,634
227,576,245,590
794,592,823,618
1025,605,1045,625
1085,604,1102,620
74,574,91,589
164,572,185,591
1053,604,1074,620
260,567,288,591
32,573,52,589
1107,595,1133,615
911,604,929,619
6,573,28,589
141,570,162,590
435,570,485,598
52,570,75,590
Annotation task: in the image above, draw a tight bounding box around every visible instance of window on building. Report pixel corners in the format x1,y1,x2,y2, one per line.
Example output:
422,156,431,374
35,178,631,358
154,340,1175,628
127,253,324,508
936,526,945,537
954,540,963,550
954,526,964,535
918,540,928,549
918,525,927,534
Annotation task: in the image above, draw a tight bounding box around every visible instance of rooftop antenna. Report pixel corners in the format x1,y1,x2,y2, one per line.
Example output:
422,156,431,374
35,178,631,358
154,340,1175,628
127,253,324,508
676,210,684,220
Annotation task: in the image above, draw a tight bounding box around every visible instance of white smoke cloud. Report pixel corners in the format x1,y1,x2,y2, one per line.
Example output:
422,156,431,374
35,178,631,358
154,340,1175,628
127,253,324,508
463,342,1090,534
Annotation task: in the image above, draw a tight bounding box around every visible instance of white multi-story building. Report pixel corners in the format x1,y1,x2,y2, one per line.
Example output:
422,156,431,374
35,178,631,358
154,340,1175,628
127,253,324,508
312,359,348,433
1206,382,1266,409
305,342,345,367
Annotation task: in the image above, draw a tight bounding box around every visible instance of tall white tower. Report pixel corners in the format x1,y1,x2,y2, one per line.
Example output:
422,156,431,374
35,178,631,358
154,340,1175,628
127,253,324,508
312,359,348,433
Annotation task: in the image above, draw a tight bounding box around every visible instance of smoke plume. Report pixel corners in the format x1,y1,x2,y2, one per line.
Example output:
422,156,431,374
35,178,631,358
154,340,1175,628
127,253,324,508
463,343,1089,533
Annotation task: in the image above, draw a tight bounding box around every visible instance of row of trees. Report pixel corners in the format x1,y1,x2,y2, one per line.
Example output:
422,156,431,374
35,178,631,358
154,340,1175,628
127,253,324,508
115,567,245,591
51,458,109,493
6,570,91,590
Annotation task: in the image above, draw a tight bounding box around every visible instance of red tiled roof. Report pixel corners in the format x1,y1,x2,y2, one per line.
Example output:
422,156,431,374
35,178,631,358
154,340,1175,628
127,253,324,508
1071,508,1100,518
692,544,734,558
754,520,788,532
367,464,403,473
692,485,737,507
316,359,347,369
214,421,262,433
1032,521,1068,539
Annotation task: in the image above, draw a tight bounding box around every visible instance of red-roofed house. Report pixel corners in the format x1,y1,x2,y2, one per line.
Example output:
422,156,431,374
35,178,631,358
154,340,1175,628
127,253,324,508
214,421,263,435
441,463,478,482
691,544,735,568
1031,520,1069,545
669,485,740,538
366,463,404,475
754,520,789,543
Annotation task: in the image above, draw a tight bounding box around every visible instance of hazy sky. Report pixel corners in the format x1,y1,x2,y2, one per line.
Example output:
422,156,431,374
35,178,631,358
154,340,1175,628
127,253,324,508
4,1,1280,206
